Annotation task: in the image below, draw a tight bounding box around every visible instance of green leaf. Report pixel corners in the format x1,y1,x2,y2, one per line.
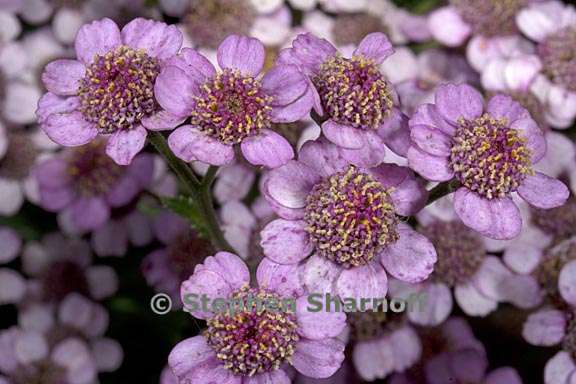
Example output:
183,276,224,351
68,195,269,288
160,195,210,238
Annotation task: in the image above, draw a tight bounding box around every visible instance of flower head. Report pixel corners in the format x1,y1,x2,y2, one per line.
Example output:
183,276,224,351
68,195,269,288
156,35,315,168
407,84,569,239
168,252,346,382
34,140,154,233
261,139,436,303
279,32,409,159
37,18,183,165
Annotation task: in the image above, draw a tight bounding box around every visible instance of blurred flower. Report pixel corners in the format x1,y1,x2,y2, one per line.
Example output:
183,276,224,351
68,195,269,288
34,140,154,233
407,83,569,239
37,17,183,165
169,252,346,382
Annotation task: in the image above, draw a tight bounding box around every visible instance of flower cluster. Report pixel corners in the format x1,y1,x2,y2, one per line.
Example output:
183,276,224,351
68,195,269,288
0,0,574,383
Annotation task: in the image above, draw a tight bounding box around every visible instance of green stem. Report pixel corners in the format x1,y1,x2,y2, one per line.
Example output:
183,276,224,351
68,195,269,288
426,179,461,206
148,132,234,252
148,132,200,193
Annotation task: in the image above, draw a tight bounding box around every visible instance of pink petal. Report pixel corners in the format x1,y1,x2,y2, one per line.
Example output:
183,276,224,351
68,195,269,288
511,117,546,163
340,131,386,168
198,252,250,291
435,83,484,125
407,146,453,181
42,59,85,96
380,224,437,283
353,32,394,64
560,261,576,306
487,94,530,124
168,126,235,166
43,112,98,147
180,270,234,320
335,261,388,308
409,103,456,136
217,35,265,77
240,129,294,168
298,138,348,177
428,6,471,47
75,18,121,65
322,120,367,149
545,352,576,384
166,48,216,81
410,125,451,157
302,254,341,295
260,219,313,264
256,258,304,298
0,228,21,264
168,336,217,381
353,339,395,381
292,338,345,379
105,126,147,166
295,296,346,340
36,93,80,124
68,197,110,231
454,283,497,316
121,18,182,61
485,368,523,384
407,282,452,326
243,371,290,384
264,160,319,209
141,110,186,131
154,66,196,117
518,172,569,209
453,188,522,240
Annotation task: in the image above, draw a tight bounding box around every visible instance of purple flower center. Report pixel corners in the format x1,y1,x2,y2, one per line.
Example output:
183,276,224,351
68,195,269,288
313,55,394,131
167,231,213,281
0,132,38,180
304,165,399,268
78,45,160,134
538,26,576,92
348,309,401,342
41,261,89,302
66,141,124,197
450,0,525,37
186,0,256,49
532,198,576,241
13,360,66,384
332,13,389,46
421,220,485,286
204,286,299,376
191,69,273,145
449,113,533,199
535,236,576,302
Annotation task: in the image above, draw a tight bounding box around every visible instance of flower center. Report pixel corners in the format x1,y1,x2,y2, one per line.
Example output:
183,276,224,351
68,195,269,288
66,141,124,197
186,0,256,49
535,236,576,302
421,221,485,286
13,360,67,384
332,13,389,47
348,309,401,342
532,198,576,241
167,232,213,281
204,286,299,377
449,113,533,199
41,261,89,302
0,132,39,180
313,55,394,131
78,45,160,134
192,69,273,145
304,165,398,268
538,26,576,92
450,0,525,37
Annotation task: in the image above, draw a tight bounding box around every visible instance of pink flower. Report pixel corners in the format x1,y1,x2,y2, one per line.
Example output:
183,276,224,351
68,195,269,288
37,18,183,165
155,34,315,168
407,83,569,240
168,252,347,382
261,139,436,303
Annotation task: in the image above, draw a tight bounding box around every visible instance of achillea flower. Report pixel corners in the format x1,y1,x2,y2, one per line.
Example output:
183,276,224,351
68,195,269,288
261,139,435,303
348,310,421,381
168,252,346,382
393,317,523,384
407,83,569,240
34,140,154,233
157,35,315,168
37,18,183,165
514,1,576,128
278,32,411,162
21,232,118,302
401,210,541,325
